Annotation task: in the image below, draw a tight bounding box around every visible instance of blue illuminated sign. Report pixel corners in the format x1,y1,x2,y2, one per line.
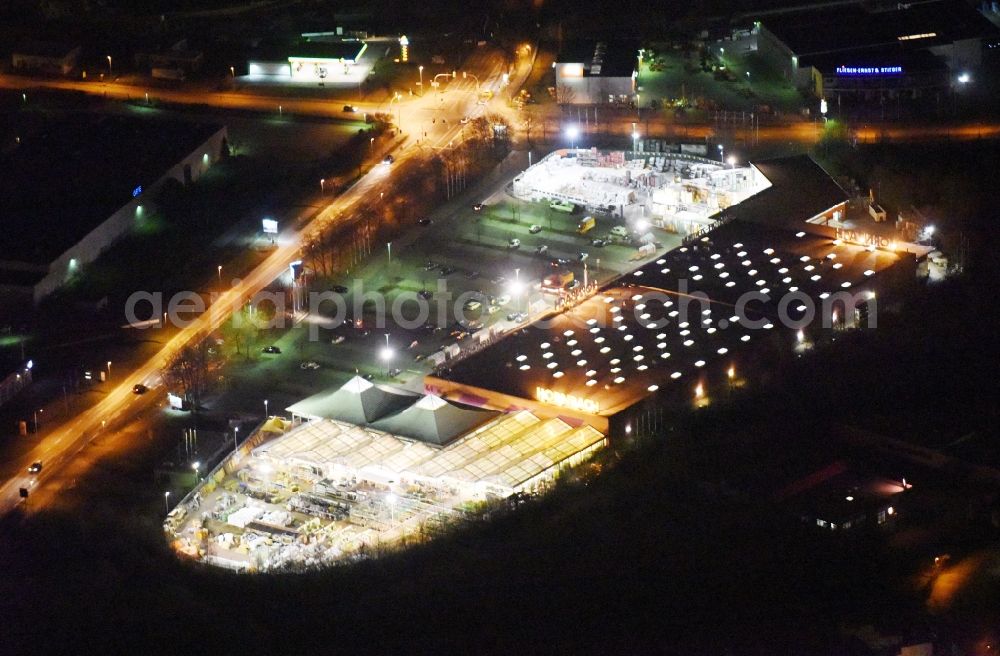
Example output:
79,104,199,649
132,185,143,197
836,65,903,76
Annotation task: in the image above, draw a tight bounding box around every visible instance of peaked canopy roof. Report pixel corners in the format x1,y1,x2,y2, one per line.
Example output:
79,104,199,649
372,394,499,446
286,378,496,446
287,376,419,425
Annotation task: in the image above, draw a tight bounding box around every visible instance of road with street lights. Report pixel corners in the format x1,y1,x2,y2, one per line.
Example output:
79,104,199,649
0,46,521,518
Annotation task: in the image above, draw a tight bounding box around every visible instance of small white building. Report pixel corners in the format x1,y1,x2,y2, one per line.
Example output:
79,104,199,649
555,41,638,105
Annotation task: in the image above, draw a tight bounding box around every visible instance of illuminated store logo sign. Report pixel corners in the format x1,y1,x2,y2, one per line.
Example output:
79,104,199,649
835,228,893,249
536,386,600,414
132,185,143,197
836,66,903,76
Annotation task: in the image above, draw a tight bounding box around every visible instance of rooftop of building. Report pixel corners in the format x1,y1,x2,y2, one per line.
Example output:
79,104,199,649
0,112,223,266
251,38,366,62
12,40,80,58
557,40,639,77
437,220,899,415
732,155,848,228
762,0,999,58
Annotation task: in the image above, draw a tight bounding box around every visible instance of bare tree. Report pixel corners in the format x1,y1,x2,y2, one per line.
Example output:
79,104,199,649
163,335,216,410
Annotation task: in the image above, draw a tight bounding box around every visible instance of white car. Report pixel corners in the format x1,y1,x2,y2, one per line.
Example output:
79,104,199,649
496,294,511,306
508,238,521,249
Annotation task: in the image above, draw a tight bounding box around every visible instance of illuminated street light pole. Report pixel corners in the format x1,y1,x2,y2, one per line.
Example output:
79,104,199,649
230,66,235,78
217,265,222,283
380,334,393,377
233,425,239,452
33,408,43,434
418,65,424,93
106,55,113,77
164,491,171,513
320,178,326,194
566,125,579,151
106,360,112,381
264,399,269,417
717,143,724,164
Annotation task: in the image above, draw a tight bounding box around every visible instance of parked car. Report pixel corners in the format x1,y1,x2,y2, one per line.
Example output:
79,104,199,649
487,304,501,314
463,299,482,311
529,224,542,234
465,270,480,280
331,284,349,294
439,265,457,276
591,238,607,247
383,154,395,164
343,105,357,113
496,294,511,306
578,252,589,262
423,261,438,271
132,383,148,395
508,238,521,249
417,218,432,226
27,461,42,474
506,311,527,322
331,335,346,345
300,361,321,370
536,244,549,255
472,203,483,212
262,345,281,354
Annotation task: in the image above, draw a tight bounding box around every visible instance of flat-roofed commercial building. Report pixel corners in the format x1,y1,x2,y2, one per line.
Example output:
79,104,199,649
749,0,1000,97
555,41,638,105
11,41,81,76
0,114,227,302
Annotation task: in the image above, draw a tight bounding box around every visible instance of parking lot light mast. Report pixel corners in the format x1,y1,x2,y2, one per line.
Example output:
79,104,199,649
264,399,269,417
106,55,112,77
164,491,171,512
717,144,724,164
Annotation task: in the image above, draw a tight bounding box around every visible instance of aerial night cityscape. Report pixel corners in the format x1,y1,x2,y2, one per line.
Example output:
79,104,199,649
0,0,998,653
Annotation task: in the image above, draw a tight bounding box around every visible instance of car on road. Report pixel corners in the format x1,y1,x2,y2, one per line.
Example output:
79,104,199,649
536,244,549,255
132,384,148,395
506,311,527,322
331,335,346,345
578,252,589,262
508,238,521,249
528,224,542,234
550,258,572,267
565,279,580,290
423,261,438,271
461,117,470,124
383,154,395,164
300,361,321,370
439,265,457,276
610,225,630,237
262,345,281,354
486,304,501,314
331,284,349,294
473,203,483,212
417,218,432,226
27,461,42,474
343,105,357,113
591,238,607,248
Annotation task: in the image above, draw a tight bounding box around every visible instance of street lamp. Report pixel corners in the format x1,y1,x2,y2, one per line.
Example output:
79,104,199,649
106,360,112,380
726,155,736,168
717,143,725,164
106,55,112,77
164,491,171,512
320,178,326,194
565,125,579,150
192,461,200,480
380,334,393,377
957,72,970,85
33,408,43,433
264,399,269,417
217,265,222,282
418,65,424,91
233,426,239,452
386,492,397,524
230,66,235,78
